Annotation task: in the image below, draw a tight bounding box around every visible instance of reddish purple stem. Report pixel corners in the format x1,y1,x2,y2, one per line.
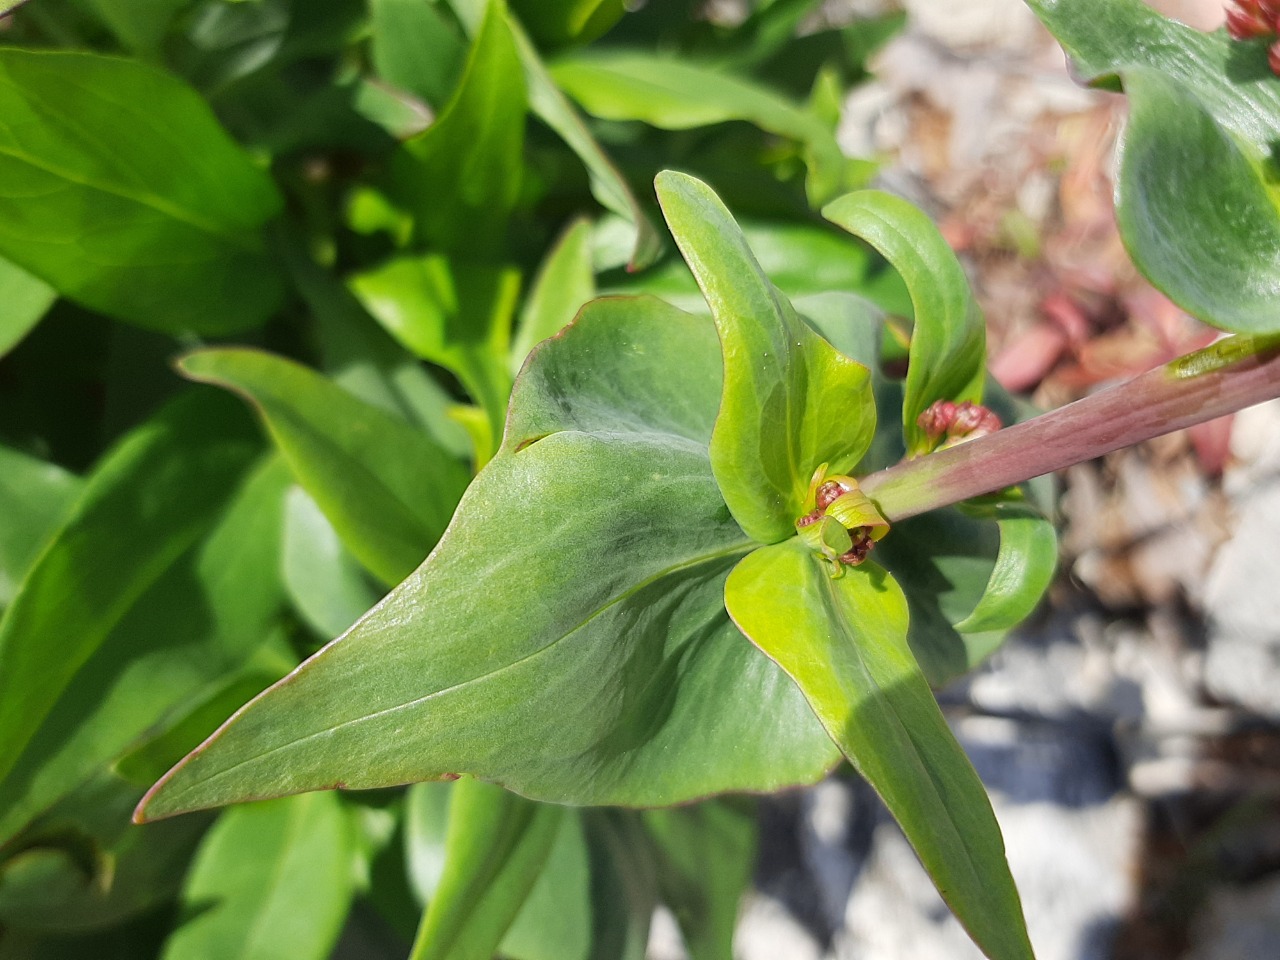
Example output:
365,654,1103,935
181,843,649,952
861,334,1280,521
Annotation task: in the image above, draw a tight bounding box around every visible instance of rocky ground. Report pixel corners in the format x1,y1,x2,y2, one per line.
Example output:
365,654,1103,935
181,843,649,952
657,2,1280,958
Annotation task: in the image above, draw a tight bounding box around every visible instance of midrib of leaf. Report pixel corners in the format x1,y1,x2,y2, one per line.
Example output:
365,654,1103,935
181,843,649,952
0,81,263,250
174,538,755,792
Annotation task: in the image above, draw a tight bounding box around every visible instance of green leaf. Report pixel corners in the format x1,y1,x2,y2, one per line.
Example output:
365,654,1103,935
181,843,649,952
178,348,470,587
510,17,661,268
392,0,526,256
136,295,837,821
159,793,356,960
0,446,80,614
509,0,626,46
0,50,284,335
554,54,854,206
500,811,592,960
511,217,596,372
0,453,289,844
656,170,875,544
349,255,518,460
281,486,384,638
953,503,1058,635
725,541,1033,960
409,779,562,960
370,0,468,108
642,801,756,960
0,392,260,810
0,774,208,933
1027,0,1280,335
0,256,56,359
823,190,986,456
81,0,187,57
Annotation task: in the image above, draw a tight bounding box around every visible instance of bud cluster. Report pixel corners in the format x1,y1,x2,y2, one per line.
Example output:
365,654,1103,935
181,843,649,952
1225,1,1280,75
796,471,889,573
916,399,1002,450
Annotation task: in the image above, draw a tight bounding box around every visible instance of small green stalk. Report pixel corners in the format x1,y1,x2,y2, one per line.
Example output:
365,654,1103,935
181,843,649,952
862,333,1280,520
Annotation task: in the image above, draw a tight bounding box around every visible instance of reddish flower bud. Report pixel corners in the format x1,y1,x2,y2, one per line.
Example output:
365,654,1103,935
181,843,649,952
917,400,957,441
838,531,875,567
815,480,846,511
1227,4,1273,38
948,401,1003,440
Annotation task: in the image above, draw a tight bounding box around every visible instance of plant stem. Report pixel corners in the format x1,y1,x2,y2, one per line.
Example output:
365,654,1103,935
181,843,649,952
861,333,1280,521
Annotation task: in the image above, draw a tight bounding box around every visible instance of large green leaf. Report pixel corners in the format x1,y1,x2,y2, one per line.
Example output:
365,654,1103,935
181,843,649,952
823,191,986,456
656,170,875,544
554,54,857,206
178,348,470,587
642,801,756,960
370,0,467,109
159,793,355,960
509,17,661,268
348,255,518,460
392,0,526,256
136,295,837,821
1027,0,1280,335
725,541,1033,960
499,811,592,960
409,779,562,960
0,446,80,615
0,256,56,359
0,455,289,844
0,49,284,335
0,392,260,804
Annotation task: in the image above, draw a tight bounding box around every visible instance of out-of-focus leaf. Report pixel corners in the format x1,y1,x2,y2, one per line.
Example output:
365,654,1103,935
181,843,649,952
725,542,1033,960
1028,0,1280,335
281,485,384,638
0,50,284,335
0,257,56,359
392,0,526,256
500,811,592,960
642,801,756,960
554,54,854,205
511,218,595,371
350,255,518,460
0,454,288,845
510,17,661,269
178,348,470,587
135,296,836,821
409,779,561,960
656,170,874,544
509,0,625,46
0,392,260,814
0,447,80,614
282,236,473,459
159,793,355,960
0,774,208,933
82,0,187,57
823,191,986,456
953,503,1057,635
370,0,467,108
406,781,454,907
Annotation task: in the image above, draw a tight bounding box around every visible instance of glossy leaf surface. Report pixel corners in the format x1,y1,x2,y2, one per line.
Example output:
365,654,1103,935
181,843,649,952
1028,0,1280,334
179,348,470,587
657,171,875,544
0,393,260,805
159,793,355,960
393,0,526,255
0,257,56,358
725,541,1032,960
410,779,561,960
953,503,1057,634
0,50,284,334
554,54,853,205
823,191,986,455
137,296,837,820
0,456,288,844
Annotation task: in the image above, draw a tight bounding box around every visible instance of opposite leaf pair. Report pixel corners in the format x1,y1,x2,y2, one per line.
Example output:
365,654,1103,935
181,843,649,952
139,172,1052,960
